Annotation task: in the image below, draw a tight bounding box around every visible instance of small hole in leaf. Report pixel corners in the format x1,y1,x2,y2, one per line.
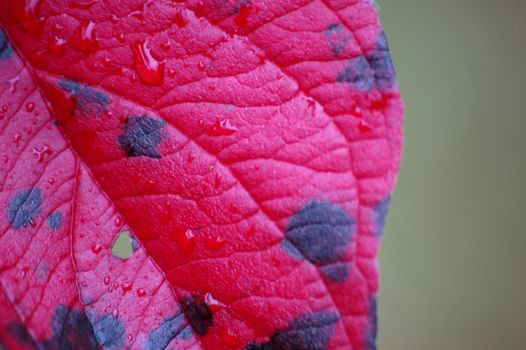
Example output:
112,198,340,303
112,230,135,259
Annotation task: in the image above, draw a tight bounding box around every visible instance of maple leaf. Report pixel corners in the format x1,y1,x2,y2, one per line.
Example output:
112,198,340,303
0,1,403,349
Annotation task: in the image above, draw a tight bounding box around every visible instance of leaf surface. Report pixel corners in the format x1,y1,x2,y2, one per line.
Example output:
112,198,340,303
0,1,403,349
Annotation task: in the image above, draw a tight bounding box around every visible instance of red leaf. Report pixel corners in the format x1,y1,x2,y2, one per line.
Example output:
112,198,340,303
0,1,403,349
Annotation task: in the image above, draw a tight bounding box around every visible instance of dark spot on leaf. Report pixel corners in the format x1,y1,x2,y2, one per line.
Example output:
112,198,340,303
145,314,187,350
284,200,355,281
336,31,396,91
47,211,62,231
41,305,99,350
117,115,166,159
7,322,37,347
320,262,349,283
245,311,339,350
180,294,213,336
7,188,42,229
59,79,109,116
373,195,391,237
0,27,13,61
365,296,378,350
91,313,125,349
325,23,352,57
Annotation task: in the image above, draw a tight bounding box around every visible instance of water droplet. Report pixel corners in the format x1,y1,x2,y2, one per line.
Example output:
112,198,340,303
197,61,206,72
102,55,112,65
208,82,216,90
71,20,99,52
131,40,165,86
127,334,133,342
12,0,44,34
19,267,29,279
121,281,132,292
91,243,102,254
49,36,66,55
161,41,171,51
110,14,119,24
187,153,195,163
81,280,88,287
68,0,97,10
13,133,22,145
25,102,35,112
174,12,186,27
137,288,147,297
205,235,226,251
48,177,55,184
31,145,52,162
204,292,226,312
103,276,110,285
358,121,372,133
167,68,176,78
2,156,8,163
214,173,222,188
207,118,238,137
1,105,7,113
114,217,123,227
172,228,196,255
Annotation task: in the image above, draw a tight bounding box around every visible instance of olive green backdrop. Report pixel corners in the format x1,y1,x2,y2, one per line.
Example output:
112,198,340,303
377,1,526,349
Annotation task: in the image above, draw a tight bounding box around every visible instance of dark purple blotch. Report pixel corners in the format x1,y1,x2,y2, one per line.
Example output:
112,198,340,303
336,31,396,91
245,311,339,350
320,262,349,283
118,115,166,159
6,322,38,347
90,312,125,349
145,314,187,350
325,23,352,57
59,79,109,116
180,294,213,336
284,200,355,282
47,211,62,232
365,296,378,350
0,27,13,61
41,305,99,350
373,195,391,237
7,188,42,229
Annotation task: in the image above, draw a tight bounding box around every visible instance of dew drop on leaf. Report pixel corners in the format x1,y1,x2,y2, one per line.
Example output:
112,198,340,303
91,243,102,254
25,102,35,112
205,235,226,251
137,288,146,297
121,281,132,292
131,40,165,86
207,118,238,137
103,276,110,285
71,20,99,53
49,36,66,56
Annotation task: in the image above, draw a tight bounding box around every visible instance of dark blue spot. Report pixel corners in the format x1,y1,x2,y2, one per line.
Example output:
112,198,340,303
41,305,99,350
320,262,349,283
245,311,339,350
179,325,195,340
284,200,355,282
365,296,378,350
118,115,166,159
130,234,139,252
91,313,125,349
59,79,109,116
7,188,43,229
336,31,396,91
325,23,352,57
373,195,391,237
0,27,13,61
47,211,62,231
180,294,213,336
145,314,187,350
7,322,37,347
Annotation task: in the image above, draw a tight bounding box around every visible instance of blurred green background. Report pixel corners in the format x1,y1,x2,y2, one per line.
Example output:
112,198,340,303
377,1,526,349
